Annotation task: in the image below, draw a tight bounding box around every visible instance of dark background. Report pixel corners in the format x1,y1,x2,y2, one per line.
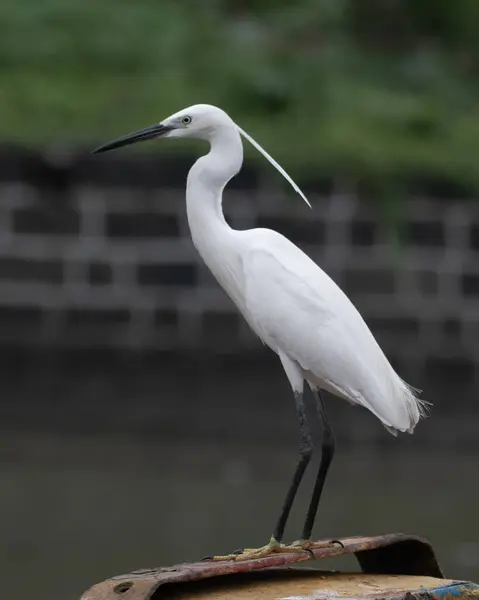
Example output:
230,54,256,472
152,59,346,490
0,2,478,599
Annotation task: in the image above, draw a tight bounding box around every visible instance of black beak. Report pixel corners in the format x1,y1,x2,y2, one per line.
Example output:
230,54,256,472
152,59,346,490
91,123,173,154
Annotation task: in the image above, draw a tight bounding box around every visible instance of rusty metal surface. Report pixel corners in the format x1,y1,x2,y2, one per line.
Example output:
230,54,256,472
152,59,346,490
80,533,445,600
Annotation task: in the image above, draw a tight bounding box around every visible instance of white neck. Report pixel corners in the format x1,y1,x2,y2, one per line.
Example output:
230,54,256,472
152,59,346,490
186,124,243,231
185,123,245,301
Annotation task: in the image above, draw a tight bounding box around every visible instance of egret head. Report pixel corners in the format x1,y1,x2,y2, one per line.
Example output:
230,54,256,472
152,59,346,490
92,103,311,207
164,104,234,140
91,104,233,154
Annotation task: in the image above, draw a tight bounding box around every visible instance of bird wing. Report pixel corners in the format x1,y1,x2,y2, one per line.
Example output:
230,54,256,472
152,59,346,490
243,230,363,377
241,230,420,431
243,231,336,348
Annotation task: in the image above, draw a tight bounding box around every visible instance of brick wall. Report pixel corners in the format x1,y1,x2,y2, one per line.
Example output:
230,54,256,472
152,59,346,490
0,148,478,370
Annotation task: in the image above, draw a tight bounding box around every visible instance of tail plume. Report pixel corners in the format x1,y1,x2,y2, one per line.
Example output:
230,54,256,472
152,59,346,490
402,378,430,430
390,378,430,435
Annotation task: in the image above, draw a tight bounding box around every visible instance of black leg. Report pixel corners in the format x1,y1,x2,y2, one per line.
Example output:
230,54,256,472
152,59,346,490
273,390,313,543
301,389,335,540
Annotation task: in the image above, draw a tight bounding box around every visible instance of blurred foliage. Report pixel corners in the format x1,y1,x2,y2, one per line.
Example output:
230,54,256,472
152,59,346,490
2,0,479,192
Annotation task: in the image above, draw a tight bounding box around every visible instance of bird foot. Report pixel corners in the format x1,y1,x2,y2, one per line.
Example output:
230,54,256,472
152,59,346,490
288,538,343,551
209,537,313,561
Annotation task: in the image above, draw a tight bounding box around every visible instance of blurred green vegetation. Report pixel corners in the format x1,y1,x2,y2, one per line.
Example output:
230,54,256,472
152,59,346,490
2,0,479,189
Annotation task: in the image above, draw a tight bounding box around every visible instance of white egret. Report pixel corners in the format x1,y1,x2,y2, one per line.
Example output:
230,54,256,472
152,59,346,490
92,104,428,561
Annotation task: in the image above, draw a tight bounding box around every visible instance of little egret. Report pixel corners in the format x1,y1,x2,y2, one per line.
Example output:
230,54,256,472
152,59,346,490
93,104,428,561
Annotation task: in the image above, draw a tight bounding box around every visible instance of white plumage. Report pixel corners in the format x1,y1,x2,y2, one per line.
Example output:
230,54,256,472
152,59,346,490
93,103,428,559
241,230,423,435
176,104,427,435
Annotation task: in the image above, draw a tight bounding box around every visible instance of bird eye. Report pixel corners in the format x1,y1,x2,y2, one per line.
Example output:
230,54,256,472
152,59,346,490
182,116,192,125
